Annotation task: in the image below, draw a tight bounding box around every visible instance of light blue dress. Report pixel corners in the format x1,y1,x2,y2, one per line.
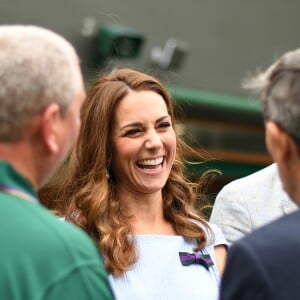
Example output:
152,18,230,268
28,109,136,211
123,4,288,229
109,223,227,300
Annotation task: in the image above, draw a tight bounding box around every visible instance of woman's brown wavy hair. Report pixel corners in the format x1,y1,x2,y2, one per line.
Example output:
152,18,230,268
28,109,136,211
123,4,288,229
56,68,212,276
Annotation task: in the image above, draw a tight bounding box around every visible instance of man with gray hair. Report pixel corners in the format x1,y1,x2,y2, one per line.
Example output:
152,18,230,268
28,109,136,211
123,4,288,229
0,25,113,299
220,49,300,299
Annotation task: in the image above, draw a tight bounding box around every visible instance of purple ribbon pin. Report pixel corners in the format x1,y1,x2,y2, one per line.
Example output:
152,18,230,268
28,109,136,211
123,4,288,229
179,252,214,270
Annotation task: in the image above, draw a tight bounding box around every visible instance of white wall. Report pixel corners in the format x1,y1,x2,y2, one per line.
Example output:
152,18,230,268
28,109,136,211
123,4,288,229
2,0,300,96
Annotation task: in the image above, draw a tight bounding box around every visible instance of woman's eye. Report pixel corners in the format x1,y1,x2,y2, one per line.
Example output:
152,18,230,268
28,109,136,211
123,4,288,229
125,128,141,136
159,122,171,129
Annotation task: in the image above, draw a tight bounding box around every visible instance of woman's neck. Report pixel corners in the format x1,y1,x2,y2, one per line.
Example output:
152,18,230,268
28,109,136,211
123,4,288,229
118,189,176,235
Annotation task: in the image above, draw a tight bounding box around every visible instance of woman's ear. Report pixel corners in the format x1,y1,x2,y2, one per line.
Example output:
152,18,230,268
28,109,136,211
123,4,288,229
39,103,62,154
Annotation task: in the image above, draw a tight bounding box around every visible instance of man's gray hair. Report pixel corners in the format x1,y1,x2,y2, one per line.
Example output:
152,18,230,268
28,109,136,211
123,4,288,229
0,25,81,141
243,49,300,146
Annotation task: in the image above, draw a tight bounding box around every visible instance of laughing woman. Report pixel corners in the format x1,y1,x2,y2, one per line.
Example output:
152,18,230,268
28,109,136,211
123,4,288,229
56,68,227,300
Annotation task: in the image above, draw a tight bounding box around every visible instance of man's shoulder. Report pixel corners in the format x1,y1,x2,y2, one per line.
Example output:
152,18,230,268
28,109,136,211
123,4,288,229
36,205,97,250
226,164,277,189
7,201,99,258
222,210,300,300
237,209,300,251
217,164,280,201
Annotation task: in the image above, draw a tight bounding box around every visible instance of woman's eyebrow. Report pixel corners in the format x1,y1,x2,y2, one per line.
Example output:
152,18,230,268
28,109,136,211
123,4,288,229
120,115,170,130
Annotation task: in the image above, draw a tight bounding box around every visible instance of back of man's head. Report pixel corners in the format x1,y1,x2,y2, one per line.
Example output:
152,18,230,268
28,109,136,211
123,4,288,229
243,49,300,202
0,25,81,142
243,49,300,152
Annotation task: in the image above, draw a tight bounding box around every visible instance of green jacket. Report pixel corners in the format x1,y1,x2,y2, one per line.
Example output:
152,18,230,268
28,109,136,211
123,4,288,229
0,160,114,300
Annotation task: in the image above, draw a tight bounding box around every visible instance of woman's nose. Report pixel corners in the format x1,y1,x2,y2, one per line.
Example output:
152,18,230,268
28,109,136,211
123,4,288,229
145,130,163,149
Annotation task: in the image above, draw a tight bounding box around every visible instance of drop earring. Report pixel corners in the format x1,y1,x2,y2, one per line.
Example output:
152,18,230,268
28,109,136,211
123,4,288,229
106,155,112,180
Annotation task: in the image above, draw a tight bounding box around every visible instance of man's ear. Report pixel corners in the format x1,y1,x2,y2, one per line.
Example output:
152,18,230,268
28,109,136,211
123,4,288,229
265,121,295,164
39,103,62,154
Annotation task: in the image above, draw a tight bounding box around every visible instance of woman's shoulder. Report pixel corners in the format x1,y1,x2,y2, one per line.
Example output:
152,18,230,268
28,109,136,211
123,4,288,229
208,222,229,248
191,219,229,247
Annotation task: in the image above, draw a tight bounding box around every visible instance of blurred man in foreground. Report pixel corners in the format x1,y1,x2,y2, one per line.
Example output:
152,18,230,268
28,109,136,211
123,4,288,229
0,25,113,299
221,49,300,299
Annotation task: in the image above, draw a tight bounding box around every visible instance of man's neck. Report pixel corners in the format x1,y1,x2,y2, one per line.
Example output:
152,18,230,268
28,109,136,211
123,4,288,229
0,142,39,190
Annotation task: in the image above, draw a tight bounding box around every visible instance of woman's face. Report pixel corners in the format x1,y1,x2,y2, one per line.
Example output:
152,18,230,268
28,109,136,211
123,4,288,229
110,90,176,195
